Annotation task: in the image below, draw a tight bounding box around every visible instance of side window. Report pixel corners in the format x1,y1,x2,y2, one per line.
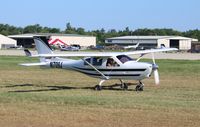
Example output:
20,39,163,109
106,58,119,67
93,57,103,66
84,58,91,65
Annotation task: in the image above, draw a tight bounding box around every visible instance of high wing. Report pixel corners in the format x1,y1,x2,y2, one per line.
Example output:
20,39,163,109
30,48,178,57
124,47,177,55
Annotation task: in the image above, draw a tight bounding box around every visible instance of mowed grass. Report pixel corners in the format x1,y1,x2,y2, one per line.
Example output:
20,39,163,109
0,56,200,127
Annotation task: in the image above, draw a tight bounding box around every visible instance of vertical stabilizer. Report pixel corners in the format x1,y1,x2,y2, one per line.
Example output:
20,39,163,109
33,37,53,54
33,37,53,62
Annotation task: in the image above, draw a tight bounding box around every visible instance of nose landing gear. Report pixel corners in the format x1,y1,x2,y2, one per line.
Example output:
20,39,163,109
135,81,144,91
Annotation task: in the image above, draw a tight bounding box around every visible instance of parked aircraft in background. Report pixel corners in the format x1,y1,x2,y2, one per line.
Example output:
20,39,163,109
123,42,139,49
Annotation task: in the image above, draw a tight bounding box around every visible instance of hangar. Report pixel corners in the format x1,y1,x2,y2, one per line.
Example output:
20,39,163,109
0,34,17,49
105,36,198,50
8,34,46,48
48,34,96,47
8,33,96,48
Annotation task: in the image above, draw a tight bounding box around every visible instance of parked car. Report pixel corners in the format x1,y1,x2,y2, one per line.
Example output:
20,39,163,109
71,44,81,50
9,45,24,50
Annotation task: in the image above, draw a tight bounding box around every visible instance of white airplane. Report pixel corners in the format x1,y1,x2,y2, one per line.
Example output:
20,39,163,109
21,37,178,91
59,45,80,51
123,42,139,49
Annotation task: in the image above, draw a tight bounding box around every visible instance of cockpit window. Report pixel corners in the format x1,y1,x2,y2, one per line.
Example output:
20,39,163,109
84,57,103,66
93,57,103,66
84,57,91,65
117,55,133,63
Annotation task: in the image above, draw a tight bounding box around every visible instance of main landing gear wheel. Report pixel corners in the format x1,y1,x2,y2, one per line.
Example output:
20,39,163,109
121,83,128,90
120,80,128,90
94,85,102,91
94,80,105,91
135,81,144,91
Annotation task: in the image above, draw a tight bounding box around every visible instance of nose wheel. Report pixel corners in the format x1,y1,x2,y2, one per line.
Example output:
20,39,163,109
94,85,102,91
135,81,144,91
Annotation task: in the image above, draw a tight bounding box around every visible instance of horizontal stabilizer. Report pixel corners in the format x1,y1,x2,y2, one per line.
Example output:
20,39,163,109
24,49,32,57
19,62,47,66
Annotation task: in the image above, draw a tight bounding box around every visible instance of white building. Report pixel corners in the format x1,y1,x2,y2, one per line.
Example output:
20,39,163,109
0,34,17,49
8,33,96,48
48,34,96,47
105,36,198,50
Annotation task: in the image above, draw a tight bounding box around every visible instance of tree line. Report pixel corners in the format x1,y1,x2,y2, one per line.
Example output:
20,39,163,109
0,23,200,45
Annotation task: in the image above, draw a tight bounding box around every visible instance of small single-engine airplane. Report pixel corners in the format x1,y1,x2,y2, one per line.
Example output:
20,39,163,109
123,42,140,49
21,37,178,91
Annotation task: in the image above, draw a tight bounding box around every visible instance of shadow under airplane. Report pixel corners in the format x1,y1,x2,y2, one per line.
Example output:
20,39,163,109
6,83,137,93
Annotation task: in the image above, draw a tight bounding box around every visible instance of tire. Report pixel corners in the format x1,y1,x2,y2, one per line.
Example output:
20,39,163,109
123,83,128,90
135,85,143,91
94,85,102,91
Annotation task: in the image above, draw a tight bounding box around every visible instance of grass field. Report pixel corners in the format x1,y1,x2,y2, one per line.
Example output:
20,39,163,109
0,56,200,127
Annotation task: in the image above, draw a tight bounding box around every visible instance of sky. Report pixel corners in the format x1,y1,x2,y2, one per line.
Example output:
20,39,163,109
0,0,199,31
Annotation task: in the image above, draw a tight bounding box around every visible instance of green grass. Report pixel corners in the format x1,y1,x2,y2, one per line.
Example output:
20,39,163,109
0,56,200,127
141,59,200,75
0,56,38,70
0,56,199,109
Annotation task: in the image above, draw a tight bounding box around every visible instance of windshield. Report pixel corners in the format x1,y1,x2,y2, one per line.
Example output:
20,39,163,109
117,55,133,64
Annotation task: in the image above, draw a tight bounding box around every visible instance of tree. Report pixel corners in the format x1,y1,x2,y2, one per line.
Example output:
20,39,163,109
0,23,199,44
49,28,60,33
23,24,42,33
0,24,22,35
77,27,85,35
65,22,77,34
184,29,200,41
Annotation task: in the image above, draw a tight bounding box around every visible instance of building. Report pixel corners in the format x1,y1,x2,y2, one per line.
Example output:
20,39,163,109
8,33,96,48
191,42,200,53
8,34,44,48
0,34,17,49
48,34,96,47
105,36,198,50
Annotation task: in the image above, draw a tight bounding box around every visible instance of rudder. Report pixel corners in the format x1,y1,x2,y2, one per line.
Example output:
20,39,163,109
33,37,53,55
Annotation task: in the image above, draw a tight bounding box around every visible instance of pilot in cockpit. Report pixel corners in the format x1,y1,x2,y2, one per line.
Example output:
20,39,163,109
106,58,118,67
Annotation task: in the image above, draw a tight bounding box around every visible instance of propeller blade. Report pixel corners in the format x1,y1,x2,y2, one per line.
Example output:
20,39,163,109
152,53,160,85
154,69,160,85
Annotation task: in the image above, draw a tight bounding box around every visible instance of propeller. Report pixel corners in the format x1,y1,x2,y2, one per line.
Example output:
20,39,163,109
154,69,159,85
152,53,160,85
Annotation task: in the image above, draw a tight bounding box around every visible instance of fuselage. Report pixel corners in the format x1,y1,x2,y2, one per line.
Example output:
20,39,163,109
44,55,153,81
